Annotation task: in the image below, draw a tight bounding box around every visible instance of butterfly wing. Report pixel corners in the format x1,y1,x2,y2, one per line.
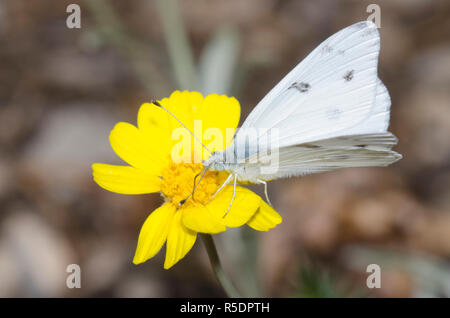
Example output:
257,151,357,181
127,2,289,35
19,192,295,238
240,133,401,182
221,21,401,181
226,21,385,163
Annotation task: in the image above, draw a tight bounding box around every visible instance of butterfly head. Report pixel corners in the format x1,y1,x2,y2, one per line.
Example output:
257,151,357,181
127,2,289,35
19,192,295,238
203,151,227,172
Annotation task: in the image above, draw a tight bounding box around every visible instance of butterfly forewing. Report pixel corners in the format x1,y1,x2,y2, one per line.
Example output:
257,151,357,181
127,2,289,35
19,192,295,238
220,21,401,181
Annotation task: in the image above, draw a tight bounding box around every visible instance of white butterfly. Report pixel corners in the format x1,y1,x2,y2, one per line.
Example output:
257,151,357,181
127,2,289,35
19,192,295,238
156,21,402,208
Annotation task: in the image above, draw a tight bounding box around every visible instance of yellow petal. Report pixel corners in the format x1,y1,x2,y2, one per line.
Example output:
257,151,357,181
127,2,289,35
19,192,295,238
164,211,197,269
201,94,240,151
109,122,168,175
207,186,261,228
166,91,195,132
133,203,176,265
157,92,240,160
182,203,226,234
137,102,172,155
138,102,171,134
92,163,160,194
247,200,282,231
157,91,206,163
187,91,204,115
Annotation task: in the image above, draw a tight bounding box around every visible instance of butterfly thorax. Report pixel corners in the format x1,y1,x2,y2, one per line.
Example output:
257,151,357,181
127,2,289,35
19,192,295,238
203,151,263,183
203,151,235,172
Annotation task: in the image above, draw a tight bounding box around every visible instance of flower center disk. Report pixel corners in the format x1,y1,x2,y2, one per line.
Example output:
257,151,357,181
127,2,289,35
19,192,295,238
160,162,221,207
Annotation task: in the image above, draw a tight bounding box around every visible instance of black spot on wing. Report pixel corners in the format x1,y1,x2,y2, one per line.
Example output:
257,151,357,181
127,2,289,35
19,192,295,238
289,82,311,93
343,70,354,81
322,44,334,54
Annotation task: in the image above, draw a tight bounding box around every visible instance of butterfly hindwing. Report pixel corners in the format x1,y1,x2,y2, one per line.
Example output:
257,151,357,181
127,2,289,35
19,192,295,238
238,133,401,182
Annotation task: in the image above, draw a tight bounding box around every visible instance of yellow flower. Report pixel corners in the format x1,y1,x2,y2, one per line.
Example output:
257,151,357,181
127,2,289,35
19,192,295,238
92,91,282,269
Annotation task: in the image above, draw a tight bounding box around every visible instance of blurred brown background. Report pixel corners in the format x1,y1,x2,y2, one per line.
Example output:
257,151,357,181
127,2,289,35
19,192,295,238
0,0,449,297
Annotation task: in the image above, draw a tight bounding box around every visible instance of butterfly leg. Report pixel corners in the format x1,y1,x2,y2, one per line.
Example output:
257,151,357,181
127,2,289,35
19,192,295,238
257,179,273,207
208,173,233,203
179,166,209,206
223,174,237,218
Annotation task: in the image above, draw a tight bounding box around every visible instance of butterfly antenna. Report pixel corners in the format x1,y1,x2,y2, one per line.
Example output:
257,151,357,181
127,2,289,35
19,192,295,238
151,100,212,155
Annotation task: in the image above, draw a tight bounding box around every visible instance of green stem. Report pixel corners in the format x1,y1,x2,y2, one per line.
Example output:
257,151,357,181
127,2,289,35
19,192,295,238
200,234,241,298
